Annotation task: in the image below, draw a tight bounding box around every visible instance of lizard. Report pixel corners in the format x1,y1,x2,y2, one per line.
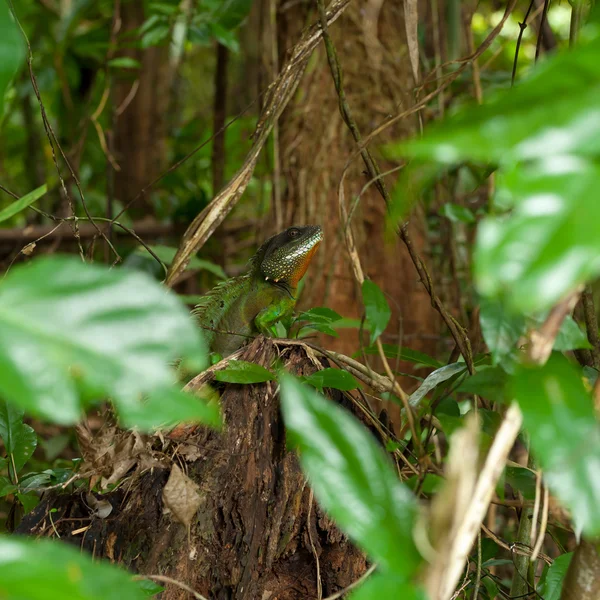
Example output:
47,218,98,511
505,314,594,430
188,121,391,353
193,225,323,357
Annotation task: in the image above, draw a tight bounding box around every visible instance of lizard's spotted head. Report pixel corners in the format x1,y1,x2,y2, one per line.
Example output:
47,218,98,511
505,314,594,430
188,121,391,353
257,225,323,287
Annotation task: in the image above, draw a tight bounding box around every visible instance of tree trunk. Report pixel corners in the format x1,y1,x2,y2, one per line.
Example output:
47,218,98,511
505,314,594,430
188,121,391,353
112,0,174,216
274,1,443,389
19,339,370,599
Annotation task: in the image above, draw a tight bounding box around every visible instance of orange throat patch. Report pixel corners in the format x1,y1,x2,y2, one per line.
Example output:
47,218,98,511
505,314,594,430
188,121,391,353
289,241,321,287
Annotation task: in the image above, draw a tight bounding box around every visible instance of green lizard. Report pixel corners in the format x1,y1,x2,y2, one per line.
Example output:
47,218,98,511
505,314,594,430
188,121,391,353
193,225,323,356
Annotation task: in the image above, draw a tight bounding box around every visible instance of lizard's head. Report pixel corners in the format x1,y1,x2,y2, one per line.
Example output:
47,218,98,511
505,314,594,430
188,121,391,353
255,225,323,287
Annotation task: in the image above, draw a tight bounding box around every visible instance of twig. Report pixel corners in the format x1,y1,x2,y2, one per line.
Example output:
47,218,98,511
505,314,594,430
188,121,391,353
535,0,551,61
531,484,549,562
307,489,323,600
481,523,552,565
512,0,536,85
134,575,208,600
434,403,524,599
526,288,583,364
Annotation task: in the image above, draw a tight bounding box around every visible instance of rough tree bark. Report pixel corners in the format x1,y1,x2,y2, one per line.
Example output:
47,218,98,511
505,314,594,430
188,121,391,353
273,1,443,392
19,339,372,599
112,0,174,216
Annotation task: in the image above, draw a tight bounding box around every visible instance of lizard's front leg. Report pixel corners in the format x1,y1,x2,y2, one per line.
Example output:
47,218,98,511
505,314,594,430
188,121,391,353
254,298,295,337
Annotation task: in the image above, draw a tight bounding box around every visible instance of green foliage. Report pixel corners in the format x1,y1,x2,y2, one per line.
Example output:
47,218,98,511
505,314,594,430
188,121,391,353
0,185,47,224
295,306,343,338
0,401,36,479
280,375,421,580
349,574,427,600
302,368,358,391
440,202,475,224
0,1,24,120
0,256,217,430
360,344,443,369
361,280,391,345
537,552,573,600
0,536,146,600
512,354,600,535
214,360,275,383
408,362,467,409
475,159,600,312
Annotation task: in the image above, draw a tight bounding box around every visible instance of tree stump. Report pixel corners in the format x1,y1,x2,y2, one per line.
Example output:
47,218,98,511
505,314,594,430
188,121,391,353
19,338,371,599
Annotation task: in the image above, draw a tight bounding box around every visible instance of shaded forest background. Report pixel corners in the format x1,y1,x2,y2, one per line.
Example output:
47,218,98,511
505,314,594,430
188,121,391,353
1,0,597,599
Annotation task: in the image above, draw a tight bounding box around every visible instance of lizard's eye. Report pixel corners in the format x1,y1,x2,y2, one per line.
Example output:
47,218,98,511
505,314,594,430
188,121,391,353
289,228,299,238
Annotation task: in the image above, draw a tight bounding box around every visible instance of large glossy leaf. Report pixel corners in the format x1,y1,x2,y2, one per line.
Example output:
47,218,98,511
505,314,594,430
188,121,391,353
0,256,212,429
0,1,25,119
512,354,600,535
0,536,145,600
386,35,600,165
280,375,420,576
475,159,600,313
362,280,391,345
0,400,37,476
0,185,47,224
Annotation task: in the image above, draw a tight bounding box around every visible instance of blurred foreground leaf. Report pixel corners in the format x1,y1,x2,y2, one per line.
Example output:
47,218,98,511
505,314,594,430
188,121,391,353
0,536,145,600
0,256,214,430
280,375,420,576
512,354,600,535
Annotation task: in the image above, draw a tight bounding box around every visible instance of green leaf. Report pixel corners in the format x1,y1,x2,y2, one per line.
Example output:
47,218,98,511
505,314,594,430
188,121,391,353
0,256,210,430
553,315,592,351
0,400,37,476
504,465,537,500
386,35,600,165
135,578,164,597
0,536,145,600
280,375,421,575
213,0,253,30
537,552,573,600
297,307,343,324
408,362,467,409
479,298,525,365
298,322,339,338
440,203,475,224
475,159,600,313
512,354,600,535
360,344,443,368
0,185,47,224
457,366,508,404
0,1,25,119
17,490,39,514
116,387,221,431
349,572,427,600
362,280,391,345
107,57,141,69
303,368,358,391
214,360,275,384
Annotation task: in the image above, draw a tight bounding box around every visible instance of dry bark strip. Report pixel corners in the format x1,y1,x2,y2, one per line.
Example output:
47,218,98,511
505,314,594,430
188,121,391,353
165,0,351,287
19,339,373,600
